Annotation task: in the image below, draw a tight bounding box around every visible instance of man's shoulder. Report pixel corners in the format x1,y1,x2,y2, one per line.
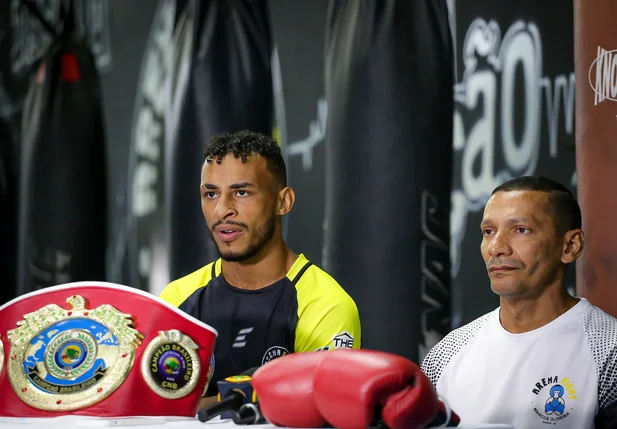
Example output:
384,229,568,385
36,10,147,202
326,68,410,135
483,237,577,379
294,257,356,305
291,256,360,328
576,299,617,410
578,298,617,337
304,262,344,289
576,299,617,366
292,254,342,290
432,310,495,354
421,310,495,385
290,255,361,351
159,260,219,307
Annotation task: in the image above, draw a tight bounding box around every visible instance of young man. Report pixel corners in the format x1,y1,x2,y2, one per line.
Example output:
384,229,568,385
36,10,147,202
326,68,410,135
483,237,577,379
421,176,617,429
159,130,361,406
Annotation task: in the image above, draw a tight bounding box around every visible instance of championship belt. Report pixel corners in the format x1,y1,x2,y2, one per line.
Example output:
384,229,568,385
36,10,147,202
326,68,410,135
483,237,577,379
0,282,217,418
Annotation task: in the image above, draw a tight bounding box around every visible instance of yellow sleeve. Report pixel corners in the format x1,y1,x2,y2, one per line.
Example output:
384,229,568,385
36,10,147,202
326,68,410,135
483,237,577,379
159,281,183,307
294,270,361,352
159,261,217,307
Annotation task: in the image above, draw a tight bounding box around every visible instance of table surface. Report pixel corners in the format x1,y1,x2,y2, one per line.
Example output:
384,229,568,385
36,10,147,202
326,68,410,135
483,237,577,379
0,416,514,429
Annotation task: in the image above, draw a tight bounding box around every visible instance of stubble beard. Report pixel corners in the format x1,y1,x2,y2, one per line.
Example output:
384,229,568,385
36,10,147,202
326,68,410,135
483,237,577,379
208,215,277,263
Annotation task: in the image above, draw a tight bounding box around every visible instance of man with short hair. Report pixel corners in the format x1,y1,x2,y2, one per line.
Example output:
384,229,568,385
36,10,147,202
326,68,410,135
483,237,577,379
421,175,617,429
159,130,361,408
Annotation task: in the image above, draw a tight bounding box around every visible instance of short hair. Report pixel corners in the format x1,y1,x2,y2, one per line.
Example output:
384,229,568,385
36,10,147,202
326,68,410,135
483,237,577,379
203,130,287,188
492,175,582,234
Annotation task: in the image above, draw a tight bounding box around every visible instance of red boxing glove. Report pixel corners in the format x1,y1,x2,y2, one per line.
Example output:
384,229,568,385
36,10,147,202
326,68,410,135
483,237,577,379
251,352,327,428
313,349,439,429
432,396,461,427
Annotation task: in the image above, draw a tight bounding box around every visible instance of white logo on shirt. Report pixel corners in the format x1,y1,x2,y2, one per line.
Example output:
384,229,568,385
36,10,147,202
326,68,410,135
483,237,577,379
232,327,254,348
262,346,289,365
332,332,354,349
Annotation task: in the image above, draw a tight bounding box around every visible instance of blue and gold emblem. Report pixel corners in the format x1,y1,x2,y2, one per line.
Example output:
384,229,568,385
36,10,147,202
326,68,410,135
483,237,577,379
7,295,143,411
141,330,201,399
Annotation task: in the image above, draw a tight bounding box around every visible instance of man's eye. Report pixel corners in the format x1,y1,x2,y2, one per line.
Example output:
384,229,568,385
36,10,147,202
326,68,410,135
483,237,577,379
516,227,530,234
482,229,493,236
205,192,216,198
236,190,248,197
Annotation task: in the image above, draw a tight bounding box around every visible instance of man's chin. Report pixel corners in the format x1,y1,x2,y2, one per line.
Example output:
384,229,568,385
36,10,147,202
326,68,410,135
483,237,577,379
220,251,250,263
217,244,256,263
216,244,246,262
491,282,525,298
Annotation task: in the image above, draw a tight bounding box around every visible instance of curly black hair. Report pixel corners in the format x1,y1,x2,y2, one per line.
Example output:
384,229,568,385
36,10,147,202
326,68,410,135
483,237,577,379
203,130,287,187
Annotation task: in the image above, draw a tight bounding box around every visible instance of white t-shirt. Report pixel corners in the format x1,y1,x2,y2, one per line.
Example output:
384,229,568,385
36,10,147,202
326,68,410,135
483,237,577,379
421,298,617,429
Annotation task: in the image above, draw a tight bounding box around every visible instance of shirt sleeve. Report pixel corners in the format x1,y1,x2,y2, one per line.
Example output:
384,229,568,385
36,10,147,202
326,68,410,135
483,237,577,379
420,342,444,387
595,346,617,429
584,305,617,428
595,403,617,429
294,294,361,352
420,312,493,388
159,282,182,307
158,262,214,307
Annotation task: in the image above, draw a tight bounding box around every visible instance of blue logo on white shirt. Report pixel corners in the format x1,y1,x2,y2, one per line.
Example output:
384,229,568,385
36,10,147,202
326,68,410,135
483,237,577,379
545,384,566,415
531,375,576,423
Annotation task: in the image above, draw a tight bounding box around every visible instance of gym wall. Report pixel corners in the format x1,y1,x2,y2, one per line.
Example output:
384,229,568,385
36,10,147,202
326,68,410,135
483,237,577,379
2,0,609,362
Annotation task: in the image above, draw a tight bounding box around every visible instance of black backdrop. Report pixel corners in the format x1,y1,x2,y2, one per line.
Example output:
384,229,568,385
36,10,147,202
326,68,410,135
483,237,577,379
0,0,578,357
0,0,334,299
268,0,330,268
449,0,576,326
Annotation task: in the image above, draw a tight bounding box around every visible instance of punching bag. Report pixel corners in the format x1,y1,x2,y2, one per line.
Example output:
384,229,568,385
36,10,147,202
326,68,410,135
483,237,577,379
165,0,275,285
324,0,454,362
17,3,107,293
575,0,617,318
125,0,277,295
0,118,18,304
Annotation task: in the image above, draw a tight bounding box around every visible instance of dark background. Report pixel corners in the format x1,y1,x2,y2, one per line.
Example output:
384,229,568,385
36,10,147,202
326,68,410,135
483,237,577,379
449,0,576,326
0,0,578,362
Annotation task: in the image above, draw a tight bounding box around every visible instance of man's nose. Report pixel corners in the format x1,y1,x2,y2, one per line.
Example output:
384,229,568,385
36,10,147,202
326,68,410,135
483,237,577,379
487,232,512,257
213,194,237,219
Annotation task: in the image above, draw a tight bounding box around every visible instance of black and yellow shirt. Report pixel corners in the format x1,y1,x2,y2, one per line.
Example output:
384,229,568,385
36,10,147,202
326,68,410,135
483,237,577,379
159,254,361,395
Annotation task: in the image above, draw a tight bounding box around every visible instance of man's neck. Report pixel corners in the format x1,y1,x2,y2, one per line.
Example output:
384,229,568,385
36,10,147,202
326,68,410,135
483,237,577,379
499,285,579,334
220,241,298,291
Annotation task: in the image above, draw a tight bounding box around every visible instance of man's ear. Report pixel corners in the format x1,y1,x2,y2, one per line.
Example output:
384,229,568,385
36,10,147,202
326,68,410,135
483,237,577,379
277,187,295,216
561,229,584,264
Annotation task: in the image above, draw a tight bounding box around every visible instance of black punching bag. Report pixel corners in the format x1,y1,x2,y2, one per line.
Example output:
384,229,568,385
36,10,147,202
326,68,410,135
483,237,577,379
324,0,454,362
0,118,18,304
165,0,275,282
17,3,107,293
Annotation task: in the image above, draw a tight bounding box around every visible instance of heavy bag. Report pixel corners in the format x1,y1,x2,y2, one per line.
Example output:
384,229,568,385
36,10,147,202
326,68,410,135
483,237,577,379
165,0,275,283
323,0,454,362
17,21,107,293
124,0,177,294
267,0,328,264
574,0,617,318
0,118,18,304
